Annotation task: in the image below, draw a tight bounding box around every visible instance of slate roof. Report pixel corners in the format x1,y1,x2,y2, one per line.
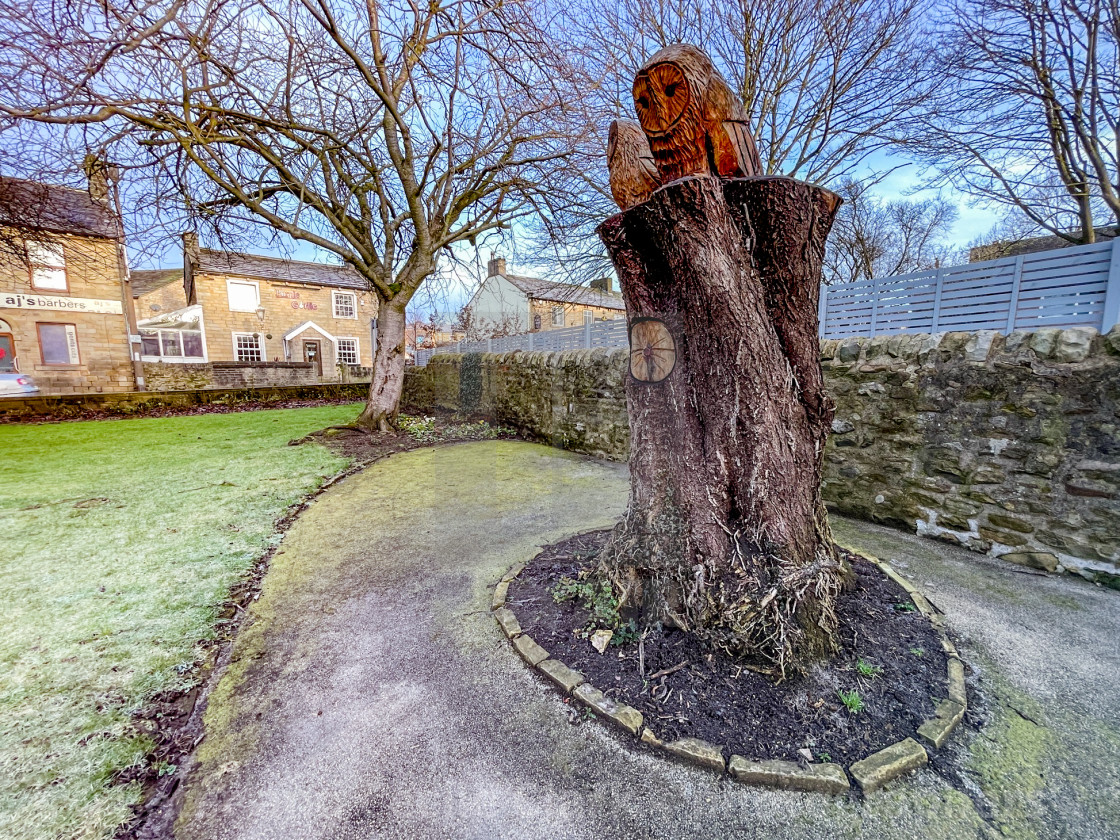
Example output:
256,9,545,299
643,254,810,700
195,248,368,290
130,268,183,296
502,273,625,310
0,175,120,240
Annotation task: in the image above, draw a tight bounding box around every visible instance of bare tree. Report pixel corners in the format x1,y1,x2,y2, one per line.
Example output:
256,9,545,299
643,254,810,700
523,0,938,283
905,0,1119,244
576,0,936,180
0,0,587,429
824,177,959,283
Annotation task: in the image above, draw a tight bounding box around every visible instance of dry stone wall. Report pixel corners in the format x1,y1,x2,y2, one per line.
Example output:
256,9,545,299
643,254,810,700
402,326,1120,589
142,361,321,391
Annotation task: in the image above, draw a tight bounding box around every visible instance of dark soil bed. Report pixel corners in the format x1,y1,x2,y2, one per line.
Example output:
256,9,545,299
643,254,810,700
509,529,949,767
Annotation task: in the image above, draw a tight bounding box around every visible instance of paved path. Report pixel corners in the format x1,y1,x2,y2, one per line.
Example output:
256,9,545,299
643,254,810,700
175,442,1120,840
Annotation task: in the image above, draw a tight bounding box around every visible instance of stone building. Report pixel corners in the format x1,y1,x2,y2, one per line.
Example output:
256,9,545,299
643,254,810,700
134,235,376,377
463,255,625,336
0,175,140,394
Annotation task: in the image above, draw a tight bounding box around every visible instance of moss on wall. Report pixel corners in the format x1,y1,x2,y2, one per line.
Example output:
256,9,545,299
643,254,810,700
401,326,1120,585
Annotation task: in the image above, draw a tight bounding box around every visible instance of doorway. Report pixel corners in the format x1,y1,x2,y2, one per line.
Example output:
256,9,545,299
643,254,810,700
302,339,322,376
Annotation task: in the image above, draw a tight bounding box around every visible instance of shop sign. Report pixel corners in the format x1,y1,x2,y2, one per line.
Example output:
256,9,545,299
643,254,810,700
1,292,123,315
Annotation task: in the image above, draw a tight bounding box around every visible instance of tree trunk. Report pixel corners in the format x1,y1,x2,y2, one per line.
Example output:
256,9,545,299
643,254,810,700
356,299,407,432
597,175,847,678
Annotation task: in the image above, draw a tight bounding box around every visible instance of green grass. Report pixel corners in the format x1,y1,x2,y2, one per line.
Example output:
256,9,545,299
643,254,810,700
0,404,360,840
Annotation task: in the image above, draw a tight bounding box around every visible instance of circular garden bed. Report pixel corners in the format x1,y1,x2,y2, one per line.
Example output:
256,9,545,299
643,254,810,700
493,529,968,795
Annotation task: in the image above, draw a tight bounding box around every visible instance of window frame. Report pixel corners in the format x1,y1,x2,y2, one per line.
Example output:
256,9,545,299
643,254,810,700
332,291,358,319
140,328,206,362
226,278,261,313
37,321,80,366
27,240,69,293
551,305,564,327
336,336,359,365
232,332,264,362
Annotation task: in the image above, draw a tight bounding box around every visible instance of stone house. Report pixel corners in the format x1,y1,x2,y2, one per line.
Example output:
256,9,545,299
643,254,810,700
0,175,140,394
134,235,376,377
464,255,625,336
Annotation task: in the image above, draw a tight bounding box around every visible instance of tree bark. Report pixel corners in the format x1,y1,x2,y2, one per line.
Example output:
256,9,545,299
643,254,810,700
356,299,407,432
597,175,846,677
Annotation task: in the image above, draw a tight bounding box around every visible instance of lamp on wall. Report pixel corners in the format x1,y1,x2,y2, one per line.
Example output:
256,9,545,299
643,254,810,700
255,306,266,324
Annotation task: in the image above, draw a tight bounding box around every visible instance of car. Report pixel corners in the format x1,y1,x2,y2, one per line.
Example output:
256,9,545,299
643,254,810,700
0,372,40,397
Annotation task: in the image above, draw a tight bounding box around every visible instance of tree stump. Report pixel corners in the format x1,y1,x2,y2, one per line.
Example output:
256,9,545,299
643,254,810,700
597,174,846,677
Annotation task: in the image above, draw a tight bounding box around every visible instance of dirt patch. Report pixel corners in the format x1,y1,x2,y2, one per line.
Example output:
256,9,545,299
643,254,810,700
509,529,949,767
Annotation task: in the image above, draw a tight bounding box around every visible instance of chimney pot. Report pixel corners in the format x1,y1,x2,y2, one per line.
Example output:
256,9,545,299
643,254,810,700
487,254,507,277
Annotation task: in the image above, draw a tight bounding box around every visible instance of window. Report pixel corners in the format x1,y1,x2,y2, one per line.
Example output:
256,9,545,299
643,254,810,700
140,329,205,359
333,291,357,319
0,332,16,372
183,332,204,358
234,333,263,362
28,240,67,291
337,337,359,365
227,280,260,312
37,323,80,365
551,305,564,326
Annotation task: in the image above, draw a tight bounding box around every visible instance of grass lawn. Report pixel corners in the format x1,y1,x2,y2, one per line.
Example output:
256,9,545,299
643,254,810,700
0,403,361,840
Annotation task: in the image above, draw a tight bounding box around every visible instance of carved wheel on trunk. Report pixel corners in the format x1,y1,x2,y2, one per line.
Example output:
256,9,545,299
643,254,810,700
628,318,676,383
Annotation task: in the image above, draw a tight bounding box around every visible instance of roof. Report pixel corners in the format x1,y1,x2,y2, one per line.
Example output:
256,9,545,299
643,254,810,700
0,175,120,240
501,273,625,310
138,304,201,331
195,248,368,291
131,268,183,296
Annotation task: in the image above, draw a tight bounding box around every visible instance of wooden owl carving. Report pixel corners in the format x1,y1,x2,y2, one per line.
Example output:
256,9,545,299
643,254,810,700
632,43,762,184
607,119,662,211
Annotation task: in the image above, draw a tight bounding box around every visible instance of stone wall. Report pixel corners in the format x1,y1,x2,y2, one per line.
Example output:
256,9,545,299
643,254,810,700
142,361,322,391
143,361,215,391
402,326,1120,588
0,381,370,421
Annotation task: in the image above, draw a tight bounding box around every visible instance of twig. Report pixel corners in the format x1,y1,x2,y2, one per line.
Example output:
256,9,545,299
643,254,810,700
649,660,689,680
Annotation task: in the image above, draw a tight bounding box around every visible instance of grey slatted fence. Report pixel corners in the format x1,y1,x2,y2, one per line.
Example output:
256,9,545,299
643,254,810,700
820,238,1120,339
415,240,1120,365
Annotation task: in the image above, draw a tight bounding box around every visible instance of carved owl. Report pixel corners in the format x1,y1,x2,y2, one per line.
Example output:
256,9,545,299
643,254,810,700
632,44,762,184
607,119,662,211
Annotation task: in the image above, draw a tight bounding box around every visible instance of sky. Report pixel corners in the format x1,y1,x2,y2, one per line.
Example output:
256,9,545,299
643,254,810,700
126,149,998,323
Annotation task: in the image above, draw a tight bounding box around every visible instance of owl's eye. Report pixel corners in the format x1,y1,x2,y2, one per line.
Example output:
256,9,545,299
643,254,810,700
636,95,649,110
664,82,678,98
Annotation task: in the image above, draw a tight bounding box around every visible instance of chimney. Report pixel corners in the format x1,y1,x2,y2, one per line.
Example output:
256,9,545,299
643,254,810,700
487,253,507,277
590,276,613,294
83,154,115,202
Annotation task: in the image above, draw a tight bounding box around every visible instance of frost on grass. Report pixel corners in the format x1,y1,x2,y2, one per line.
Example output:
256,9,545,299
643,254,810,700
0,404,358,840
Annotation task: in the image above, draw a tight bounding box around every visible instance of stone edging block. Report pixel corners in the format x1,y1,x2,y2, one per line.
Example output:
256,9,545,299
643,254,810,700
729,756,850,795
493,549,968,796
513,634,550,666
848,737,929,793
537,658,585,693
492,580,509,610
663,737,726,772
493,606,522,639
572,683,644,735
917,699,966,749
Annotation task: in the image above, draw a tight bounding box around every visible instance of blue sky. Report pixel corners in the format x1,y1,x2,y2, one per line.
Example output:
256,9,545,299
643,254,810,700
128,156,998,322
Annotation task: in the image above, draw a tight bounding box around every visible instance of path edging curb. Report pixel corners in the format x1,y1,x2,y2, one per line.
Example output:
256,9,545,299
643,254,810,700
493,544,967,795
